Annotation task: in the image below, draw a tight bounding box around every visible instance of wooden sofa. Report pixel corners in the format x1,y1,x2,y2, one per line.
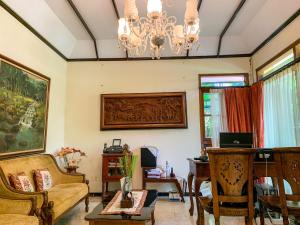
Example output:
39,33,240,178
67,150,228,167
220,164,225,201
0,194,40,225
0,154,89,225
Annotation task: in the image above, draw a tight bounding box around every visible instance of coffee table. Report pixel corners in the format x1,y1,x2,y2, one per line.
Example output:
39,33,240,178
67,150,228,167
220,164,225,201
85,190,157,225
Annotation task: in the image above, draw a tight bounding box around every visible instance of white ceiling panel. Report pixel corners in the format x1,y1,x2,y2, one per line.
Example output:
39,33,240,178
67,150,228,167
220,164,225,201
226,0,268,36
3,0,76,57
98,39,125,58
70,40,95,58
189,36,219,56
220,35,251,55
241,0,300,52
199,0,240,36
45,0,90,40
72,0,118,40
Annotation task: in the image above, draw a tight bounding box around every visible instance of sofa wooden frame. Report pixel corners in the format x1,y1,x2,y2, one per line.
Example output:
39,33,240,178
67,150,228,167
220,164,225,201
0,154,89,225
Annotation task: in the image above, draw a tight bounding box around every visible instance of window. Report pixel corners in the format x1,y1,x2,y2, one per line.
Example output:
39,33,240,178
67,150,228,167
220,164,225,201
256,39,300,80
199,74,249,148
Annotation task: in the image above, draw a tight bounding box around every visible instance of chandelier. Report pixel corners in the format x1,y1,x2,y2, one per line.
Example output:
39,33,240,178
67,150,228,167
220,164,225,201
117,0,200,59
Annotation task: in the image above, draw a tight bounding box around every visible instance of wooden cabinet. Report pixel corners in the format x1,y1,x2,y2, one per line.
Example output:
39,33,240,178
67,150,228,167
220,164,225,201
102,153,131,198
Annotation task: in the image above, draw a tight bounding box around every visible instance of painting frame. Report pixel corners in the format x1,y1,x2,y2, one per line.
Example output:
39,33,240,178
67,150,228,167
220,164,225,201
0,54,50,159
100,92,188,130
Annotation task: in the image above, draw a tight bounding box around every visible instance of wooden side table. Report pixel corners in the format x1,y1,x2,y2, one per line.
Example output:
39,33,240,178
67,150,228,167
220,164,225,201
142,167,185,202
65,166,79,174
102,153,132,200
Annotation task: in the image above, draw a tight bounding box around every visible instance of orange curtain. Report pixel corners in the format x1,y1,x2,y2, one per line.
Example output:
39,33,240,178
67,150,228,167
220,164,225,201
250,82,264,148
224,88,252,133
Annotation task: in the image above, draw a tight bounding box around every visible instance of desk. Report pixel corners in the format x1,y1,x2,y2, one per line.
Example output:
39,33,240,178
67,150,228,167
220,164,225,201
187,158,276,225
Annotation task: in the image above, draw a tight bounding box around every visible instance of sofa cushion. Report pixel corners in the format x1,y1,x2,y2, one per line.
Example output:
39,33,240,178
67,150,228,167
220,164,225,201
33,169,53,191
0,214,39,225
9,173,34,192
48,183,88,219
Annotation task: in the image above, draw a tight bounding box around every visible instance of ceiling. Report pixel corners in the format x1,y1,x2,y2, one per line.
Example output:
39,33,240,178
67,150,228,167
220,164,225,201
1,0,300,60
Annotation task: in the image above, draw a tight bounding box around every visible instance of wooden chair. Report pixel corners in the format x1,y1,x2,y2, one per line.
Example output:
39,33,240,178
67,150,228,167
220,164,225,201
259,147,300,225
198,148,256,225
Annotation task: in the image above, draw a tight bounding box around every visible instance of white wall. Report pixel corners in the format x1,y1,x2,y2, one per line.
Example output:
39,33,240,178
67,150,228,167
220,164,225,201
251,16,300,82
65,58,250,192
0,7,68,152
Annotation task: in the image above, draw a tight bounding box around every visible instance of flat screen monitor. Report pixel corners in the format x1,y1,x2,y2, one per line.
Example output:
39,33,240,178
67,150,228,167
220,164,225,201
220,132,253,148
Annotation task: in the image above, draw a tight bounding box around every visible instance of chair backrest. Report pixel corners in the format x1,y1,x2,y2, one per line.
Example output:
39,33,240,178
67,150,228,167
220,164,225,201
207,148,256,216
273,147,300,201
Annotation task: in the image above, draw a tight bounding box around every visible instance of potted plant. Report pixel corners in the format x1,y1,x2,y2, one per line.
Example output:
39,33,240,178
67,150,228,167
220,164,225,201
119,152,137,208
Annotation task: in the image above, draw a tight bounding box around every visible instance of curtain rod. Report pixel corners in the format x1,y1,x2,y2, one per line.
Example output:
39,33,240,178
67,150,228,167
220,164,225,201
207,86,251,90
260,57,300,82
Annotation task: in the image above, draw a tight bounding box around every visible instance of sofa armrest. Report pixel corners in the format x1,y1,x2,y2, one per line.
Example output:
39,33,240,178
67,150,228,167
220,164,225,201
0,170,47,209
0,195,37,215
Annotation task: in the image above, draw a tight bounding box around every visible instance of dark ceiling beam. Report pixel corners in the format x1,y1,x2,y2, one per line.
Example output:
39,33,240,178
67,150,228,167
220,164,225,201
251,8,300,55
217,0,246,56
112,0,128,58
186,0,203,57
67,53,251,62
67,0,99,59
0,0,67,60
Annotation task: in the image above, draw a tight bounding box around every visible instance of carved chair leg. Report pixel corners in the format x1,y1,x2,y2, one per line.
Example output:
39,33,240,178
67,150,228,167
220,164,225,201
214,216,220,225
247,216,254,225
85,179,90,212
259,201,265,225
283,216,289,225
42,201,54,225
151,210,155,225
85,195,89,212
199,202,205,225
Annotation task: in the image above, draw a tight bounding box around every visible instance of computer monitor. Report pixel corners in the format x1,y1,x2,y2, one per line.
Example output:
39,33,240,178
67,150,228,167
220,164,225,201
219,132,253,148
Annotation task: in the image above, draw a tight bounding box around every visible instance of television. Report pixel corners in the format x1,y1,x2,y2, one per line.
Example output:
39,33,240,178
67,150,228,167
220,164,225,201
219,132,253,148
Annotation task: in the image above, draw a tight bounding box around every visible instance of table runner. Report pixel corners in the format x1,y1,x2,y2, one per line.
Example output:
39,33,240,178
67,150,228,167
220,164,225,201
100,190,148,215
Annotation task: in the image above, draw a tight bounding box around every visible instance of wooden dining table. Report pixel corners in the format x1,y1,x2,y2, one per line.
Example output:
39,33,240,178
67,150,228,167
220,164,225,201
187,158,277,225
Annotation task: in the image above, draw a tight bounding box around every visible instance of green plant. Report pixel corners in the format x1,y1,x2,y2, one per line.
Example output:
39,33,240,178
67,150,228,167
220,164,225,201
119,153,137,179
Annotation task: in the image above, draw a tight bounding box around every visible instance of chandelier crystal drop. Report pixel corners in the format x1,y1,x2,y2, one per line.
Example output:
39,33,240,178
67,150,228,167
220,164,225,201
118,0,200,59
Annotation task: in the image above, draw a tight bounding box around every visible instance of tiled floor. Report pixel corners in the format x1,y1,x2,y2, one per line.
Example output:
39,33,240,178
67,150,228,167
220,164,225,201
56,197,272,225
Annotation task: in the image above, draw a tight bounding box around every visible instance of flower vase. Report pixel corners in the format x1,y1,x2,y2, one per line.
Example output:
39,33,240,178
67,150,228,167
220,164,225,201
120,177,134,208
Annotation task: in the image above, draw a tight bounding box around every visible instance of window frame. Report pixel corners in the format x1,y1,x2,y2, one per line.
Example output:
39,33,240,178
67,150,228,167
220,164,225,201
256,38,300,81
198,73,249,149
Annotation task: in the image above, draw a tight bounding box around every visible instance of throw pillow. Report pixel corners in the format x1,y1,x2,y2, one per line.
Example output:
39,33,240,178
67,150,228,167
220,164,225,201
34,169,53,192
9,172,34,192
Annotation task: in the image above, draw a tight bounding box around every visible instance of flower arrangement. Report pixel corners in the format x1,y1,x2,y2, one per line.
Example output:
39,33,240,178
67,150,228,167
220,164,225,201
54,147,86,168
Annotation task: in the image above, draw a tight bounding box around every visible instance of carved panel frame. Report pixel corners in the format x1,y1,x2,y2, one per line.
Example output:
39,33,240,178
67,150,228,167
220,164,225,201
100,92,188,130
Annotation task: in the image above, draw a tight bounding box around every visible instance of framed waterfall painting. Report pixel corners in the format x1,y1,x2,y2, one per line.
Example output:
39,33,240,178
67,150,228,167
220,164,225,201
0,54,50,158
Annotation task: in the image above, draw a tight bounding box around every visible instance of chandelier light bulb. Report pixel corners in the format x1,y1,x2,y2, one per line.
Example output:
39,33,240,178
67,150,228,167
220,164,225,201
186,21,199,43
185,0,198,25
147,0,162,19
124,0,139,22
173,25,185,45
118,18,130,41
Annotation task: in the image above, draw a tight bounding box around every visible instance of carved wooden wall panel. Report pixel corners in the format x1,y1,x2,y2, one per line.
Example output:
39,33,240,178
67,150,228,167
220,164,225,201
100,92,187,130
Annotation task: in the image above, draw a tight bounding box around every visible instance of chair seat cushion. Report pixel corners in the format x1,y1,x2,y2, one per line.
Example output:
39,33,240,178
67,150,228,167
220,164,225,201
48,183,88,219
0,214,39,225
